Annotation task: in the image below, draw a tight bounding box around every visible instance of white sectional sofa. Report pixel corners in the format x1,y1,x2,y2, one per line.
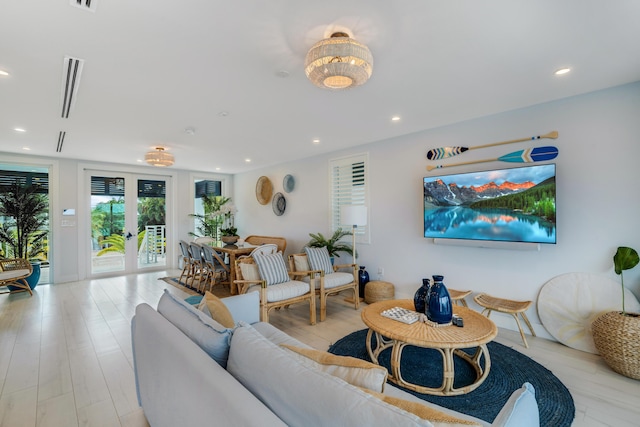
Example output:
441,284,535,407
131,290,539,427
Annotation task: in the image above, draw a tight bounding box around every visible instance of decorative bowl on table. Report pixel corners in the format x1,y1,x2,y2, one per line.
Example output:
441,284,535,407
221,235,239,245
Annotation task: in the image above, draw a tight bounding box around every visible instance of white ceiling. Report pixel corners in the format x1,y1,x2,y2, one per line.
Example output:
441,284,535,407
1,1,639,173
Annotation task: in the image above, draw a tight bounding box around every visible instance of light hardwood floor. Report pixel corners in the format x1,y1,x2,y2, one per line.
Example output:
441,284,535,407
1,271,638,427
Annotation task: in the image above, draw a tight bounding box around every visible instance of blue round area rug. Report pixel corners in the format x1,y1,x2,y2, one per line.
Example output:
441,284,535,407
328,329,574,427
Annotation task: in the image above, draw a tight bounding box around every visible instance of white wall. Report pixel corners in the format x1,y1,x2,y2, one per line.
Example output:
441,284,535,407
234,82,640,337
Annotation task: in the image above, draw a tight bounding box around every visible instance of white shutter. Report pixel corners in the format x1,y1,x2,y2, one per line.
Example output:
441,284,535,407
330,153,369,243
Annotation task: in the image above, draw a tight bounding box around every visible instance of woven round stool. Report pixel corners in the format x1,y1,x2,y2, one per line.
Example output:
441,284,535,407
364,281,395,304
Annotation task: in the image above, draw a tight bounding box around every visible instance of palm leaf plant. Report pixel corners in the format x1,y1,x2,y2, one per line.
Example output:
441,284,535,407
0,181,48,260
307,228,354,258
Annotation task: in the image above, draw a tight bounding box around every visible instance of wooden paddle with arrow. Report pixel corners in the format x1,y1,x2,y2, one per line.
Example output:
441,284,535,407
426,131,558,160
426,146,558,171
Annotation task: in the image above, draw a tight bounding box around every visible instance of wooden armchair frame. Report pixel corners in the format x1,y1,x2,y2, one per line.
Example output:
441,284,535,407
0,258,33,296
234,257,316,325
288,253,359,322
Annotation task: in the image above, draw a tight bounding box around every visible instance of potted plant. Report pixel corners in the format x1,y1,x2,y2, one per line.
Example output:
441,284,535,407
306,228,353,262
189,195,238,244
0,180,49,289
591,246,640,379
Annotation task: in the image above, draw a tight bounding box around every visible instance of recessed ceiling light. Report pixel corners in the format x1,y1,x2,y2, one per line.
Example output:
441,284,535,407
275,70,290,78
0,70,9,76
22,147,31,151
136,159,143,163
218,111,229,117
215,167,221,171
245,158,251,163
554,68,571,75
391,116,401,122
312,139,320,145
184,127,196,135
14,128,26,132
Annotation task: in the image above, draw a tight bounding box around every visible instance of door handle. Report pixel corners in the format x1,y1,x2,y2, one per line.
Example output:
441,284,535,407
125,232,134,241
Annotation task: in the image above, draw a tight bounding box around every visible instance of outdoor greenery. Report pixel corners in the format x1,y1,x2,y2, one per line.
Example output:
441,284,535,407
96,231,146,256
0,181,49,260
189,195,237,240
307,228,354,258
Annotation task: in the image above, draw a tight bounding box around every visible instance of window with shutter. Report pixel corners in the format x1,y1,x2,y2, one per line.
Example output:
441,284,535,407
330,153,370,244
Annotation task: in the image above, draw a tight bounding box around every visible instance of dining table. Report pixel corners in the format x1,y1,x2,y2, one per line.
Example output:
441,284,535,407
213,243,257,294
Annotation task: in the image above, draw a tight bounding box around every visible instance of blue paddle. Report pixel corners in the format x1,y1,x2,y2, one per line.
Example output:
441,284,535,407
426,146,558,171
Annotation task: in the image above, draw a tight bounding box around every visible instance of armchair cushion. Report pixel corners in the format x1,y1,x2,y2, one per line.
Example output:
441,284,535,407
304,246,334,275
292,254,311,272
254,252,290,285
239,261,261,281
320,271,355,290
247,280,310,302
281,344,388,393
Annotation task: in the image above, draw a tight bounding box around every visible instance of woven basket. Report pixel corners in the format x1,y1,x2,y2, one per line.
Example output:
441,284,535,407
591,311,640,379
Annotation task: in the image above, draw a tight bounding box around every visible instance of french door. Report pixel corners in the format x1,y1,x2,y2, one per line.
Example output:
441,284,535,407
87,170,170,276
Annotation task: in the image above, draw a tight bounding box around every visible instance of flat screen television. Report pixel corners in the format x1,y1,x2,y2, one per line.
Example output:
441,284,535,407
424,163,556,244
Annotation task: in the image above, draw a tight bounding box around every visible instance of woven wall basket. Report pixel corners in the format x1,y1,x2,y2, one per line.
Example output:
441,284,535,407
591,311,640,380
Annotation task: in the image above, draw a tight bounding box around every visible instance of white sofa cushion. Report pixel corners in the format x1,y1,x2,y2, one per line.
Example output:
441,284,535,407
227,323,434,427
492,382,539,427
157,289,232,367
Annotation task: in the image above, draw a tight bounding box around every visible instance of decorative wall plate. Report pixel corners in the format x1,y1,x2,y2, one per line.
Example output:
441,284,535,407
272,192,286,216
256,176,273,205
283,174,295,193
537,272,640,354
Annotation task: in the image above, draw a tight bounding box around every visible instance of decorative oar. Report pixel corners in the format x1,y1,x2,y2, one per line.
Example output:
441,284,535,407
426,146,558,171
426,131,558,160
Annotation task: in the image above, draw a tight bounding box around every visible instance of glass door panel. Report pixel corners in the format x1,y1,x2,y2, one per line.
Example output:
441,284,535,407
90,176,126,275
137,179,166,269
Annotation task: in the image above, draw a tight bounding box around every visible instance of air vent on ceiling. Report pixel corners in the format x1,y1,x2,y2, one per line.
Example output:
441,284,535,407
60,56,84,119
69,0,97,12
56,131,66,152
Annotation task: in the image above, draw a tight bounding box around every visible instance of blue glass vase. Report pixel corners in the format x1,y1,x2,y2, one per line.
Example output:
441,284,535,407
358,266,370,298
414,278,430,313
427,275,453,324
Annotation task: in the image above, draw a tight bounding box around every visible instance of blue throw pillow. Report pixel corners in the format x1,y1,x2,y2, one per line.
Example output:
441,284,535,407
304,246,334,275
253,252,290,286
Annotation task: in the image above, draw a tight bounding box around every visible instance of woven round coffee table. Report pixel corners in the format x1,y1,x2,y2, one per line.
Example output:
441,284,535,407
361,299,497,396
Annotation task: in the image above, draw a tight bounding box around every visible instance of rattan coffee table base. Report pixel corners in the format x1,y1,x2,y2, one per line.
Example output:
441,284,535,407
366,329,491,396
362,300,497,396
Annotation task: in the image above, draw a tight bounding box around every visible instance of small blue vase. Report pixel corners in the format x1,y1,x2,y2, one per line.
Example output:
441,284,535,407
358,266,370,298
427,275,453,324
414,278,430,313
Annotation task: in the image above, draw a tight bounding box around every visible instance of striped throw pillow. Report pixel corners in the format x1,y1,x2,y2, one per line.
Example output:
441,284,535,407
304,246,334,275
253,252,290,286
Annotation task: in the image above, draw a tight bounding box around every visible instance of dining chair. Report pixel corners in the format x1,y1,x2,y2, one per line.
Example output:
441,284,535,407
201,244,230,293
249,244,278,257
234,253,316,325
243,235,287,253
288,248,359,322
187,242,206,291
178,240,194,285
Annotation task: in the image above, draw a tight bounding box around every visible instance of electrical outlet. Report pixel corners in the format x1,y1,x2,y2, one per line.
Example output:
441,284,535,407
377,267,384,275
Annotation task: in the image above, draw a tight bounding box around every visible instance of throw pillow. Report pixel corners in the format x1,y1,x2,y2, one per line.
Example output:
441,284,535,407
362,389,481,427
253,252,290,286
280,344,388,392
239,261,261,281
156,289,232,367
201,291,235,328
293,254,311,272
492,382,539,427
304,246,334,275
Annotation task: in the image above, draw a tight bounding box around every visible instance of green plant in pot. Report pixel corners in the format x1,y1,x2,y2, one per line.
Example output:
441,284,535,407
0,181,49,289
591,246,640,379
306,228,354,262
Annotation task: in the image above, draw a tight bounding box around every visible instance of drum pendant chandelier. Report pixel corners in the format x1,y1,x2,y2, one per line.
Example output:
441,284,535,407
145,147,174,167
304,32,373,90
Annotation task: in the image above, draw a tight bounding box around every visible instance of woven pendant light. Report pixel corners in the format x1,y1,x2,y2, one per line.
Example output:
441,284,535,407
145,147,174,167
304,32,373,90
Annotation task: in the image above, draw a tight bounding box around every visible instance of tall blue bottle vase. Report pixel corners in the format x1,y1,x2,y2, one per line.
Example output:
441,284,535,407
427,275,453,324
413,278,430,313
358,266,370,298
